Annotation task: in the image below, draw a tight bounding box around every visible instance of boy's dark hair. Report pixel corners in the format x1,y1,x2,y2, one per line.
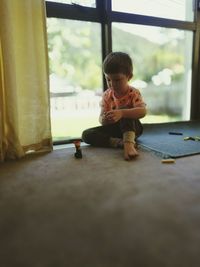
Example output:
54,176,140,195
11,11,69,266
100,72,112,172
103,52,133,76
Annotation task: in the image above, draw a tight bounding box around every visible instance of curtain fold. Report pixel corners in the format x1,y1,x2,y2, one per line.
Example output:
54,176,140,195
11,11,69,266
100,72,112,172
0,0,52,161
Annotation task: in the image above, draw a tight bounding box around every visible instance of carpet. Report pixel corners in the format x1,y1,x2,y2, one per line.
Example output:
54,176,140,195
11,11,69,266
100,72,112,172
138,120,200,158
1,147,200,267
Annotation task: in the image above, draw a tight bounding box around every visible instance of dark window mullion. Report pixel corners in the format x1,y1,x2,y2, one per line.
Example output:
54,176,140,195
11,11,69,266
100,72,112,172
96,0,112,90
191,0,200,119
110,11,196,31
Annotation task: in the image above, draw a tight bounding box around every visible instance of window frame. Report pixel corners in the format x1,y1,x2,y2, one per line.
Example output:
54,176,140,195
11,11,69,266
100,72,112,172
45,0,200,122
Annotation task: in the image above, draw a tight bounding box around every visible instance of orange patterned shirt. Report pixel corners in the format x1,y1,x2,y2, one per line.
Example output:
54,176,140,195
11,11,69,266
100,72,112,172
101,86,146,112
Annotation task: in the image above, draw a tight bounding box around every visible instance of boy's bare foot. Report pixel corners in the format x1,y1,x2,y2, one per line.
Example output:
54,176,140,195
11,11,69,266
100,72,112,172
110,137,124,148
124,142,139,160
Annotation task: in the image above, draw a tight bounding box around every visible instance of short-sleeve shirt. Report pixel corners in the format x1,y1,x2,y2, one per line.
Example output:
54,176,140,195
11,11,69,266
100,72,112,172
101,86,146,112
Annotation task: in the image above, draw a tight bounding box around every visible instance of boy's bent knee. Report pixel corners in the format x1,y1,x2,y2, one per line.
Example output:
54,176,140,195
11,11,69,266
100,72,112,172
82,128,96,144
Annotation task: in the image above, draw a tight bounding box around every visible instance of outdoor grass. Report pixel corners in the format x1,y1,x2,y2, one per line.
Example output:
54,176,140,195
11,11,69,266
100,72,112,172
51,116,100,140
51,112,180,141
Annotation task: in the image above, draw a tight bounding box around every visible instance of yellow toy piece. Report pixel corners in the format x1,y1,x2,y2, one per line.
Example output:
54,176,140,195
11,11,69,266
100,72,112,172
161,158,175,163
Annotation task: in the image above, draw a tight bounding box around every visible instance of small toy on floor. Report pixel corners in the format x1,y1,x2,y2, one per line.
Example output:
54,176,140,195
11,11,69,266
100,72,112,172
161,158,175,163
168,131,183,135
74,140,82,159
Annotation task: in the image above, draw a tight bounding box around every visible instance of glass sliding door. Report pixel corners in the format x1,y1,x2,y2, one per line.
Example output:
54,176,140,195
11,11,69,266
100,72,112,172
47,18,102,141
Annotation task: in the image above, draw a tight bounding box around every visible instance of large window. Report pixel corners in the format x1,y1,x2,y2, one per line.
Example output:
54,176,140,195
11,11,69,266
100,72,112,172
46,0,199,142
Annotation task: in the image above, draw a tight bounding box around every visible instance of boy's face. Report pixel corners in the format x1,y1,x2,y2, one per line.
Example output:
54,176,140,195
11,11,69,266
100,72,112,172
105,73,132,93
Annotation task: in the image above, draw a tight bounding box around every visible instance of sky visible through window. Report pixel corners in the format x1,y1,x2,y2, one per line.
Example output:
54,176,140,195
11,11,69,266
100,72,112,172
112,0,193,22
46,0,95,7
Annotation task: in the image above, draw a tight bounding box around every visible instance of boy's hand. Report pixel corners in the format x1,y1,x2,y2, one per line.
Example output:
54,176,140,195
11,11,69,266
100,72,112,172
105,110,123,123
100,112,112,125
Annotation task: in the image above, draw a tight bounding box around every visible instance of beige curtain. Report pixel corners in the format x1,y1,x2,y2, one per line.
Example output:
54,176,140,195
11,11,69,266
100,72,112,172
0,0,52,161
